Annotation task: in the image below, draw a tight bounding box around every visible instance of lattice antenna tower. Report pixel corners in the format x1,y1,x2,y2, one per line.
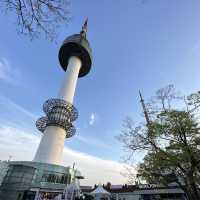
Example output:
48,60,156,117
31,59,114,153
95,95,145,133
139,90,151,126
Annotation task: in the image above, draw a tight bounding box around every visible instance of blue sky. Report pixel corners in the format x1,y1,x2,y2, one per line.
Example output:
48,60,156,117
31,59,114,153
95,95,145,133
0,0,200,184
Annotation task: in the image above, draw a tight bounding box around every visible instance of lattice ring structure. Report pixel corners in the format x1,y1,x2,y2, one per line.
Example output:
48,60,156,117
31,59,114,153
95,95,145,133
36,98,78,138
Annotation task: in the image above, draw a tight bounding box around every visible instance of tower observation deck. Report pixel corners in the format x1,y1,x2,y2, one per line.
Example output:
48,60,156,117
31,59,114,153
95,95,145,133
34,20,92,165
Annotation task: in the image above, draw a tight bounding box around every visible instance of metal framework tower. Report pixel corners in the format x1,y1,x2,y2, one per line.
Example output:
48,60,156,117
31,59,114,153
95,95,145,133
139,90,150,126
34,20,92,165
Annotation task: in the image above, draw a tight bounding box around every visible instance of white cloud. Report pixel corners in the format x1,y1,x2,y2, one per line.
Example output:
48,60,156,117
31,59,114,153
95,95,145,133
89,112,96,125
0,58,21,85
62,147,132,185
75,135,111,149
0,125,39,161
0,123,135,185
0,95,37,120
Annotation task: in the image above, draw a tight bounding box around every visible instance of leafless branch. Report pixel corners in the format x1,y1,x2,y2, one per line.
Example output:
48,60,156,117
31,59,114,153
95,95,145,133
0,0,71,40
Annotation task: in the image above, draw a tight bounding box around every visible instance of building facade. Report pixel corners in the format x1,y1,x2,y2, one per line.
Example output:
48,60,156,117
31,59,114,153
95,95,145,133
0,161,9,187
82,184,187,200
0,161,80,200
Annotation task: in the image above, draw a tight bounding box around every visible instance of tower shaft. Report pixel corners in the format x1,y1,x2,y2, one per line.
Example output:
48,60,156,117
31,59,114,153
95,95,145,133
34,56,81,164
58,56,82,103
34,126,66,164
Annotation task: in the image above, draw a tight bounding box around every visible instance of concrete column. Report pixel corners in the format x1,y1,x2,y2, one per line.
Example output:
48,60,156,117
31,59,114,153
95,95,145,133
34,56,81,164
58,56,82,103
34,126,66,164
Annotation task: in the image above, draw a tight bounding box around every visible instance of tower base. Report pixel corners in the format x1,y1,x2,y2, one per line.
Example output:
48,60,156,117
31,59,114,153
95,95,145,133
0,161,78,200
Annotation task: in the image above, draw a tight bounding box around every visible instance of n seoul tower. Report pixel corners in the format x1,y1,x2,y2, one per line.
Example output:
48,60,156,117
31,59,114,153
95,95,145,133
34,20,92,165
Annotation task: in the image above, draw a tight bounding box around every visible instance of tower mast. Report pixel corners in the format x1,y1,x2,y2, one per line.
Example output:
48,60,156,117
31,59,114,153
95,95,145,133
139,91,156,143
139,90,150,126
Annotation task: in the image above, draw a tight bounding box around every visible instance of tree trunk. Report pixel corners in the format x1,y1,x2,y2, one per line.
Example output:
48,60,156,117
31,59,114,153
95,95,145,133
183,178,200,200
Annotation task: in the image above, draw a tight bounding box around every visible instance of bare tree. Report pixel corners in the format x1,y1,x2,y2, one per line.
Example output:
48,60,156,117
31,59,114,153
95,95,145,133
0,0,71,40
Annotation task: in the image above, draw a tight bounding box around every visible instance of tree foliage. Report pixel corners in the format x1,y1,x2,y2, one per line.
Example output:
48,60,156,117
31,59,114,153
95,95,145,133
0,0,70,40
118,85,200,200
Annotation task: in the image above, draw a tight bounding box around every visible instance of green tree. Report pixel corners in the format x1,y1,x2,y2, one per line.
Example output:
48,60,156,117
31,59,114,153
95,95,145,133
118,85,200,200
0,0,71,40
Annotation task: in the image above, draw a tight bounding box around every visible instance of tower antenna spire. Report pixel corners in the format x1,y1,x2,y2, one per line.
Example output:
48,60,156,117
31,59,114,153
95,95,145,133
139,90,150,126
80,18,88,38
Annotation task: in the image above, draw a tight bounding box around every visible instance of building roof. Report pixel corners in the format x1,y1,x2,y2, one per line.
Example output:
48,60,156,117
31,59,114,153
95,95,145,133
81,184,185,195
90,185,110,195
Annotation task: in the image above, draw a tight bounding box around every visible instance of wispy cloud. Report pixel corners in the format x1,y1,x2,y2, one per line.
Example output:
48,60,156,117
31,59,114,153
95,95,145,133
0,125,40,160
0,123,133,185
0,95,37,120
0,57,21,85
89,112,96,126
75,135,111,149
63,147,134,185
